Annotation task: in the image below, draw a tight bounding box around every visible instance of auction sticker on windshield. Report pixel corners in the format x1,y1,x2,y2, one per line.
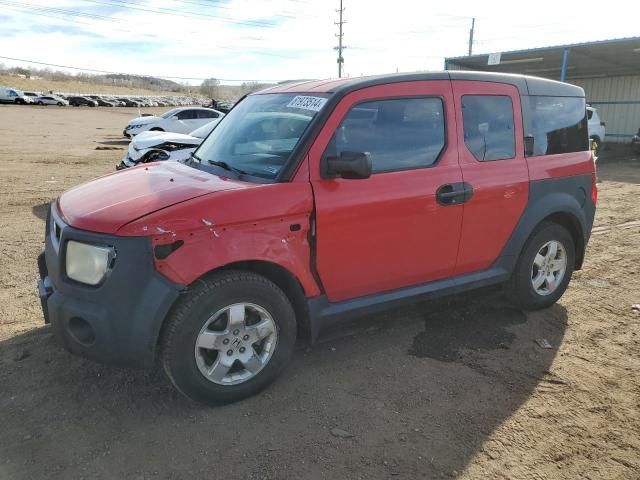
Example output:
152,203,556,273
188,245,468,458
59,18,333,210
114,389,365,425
287,95,327,112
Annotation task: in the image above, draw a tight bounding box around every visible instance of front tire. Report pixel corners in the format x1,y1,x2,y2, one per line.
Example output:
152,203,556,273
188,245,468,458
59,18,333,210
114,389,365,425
160,271,296,405
504,222,575,310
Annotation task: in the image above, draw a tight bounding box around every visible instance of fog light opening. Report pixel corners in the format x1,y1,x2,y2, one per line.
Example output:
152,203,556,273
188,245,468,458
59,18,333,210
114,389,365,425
68,317,96,346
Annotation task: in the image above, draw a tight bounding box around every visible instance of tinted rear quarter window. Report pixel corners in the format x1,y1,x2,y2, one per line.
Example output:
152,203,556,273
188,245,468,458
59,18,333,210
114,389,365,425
461,95,515,161
528,96,588,156
327,97,446,173
177,110,198,120
198,110,219,119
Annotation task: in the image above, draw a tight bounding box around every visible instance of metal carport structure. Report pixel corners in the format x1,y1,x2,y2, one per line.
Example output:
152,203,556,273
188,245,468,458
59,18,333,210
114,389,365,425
445,37,640,142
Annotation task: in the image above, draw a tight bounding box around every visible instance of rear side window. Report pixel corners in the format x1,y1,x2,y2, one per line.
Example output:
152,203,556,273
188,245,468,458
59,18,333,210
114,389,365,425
528,96,588,156
176,110,198,120
461,95,515,161
327,97,446,173
198,110,219,119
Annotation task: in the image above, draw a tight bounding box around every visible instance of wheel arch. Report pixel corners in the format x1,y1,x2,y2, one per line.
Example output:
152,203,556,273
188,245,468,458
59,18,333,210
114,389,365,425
215,260,311,340
500,189,590,272
543,211,585,269
156,260,312,357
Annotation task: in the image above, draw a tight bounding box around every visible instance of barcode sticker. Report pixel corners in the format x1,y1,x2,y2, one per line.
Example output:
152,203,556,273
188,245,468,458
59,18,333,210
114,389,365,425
286,95,327,112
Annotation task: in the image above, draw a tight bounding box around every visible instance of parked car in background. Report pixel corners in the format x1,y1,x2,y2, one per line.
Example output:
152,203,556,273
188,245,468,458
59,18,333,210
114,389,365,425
35,95,68,106
104,96,126,107
68,96,98,107
632,128,640,153
587,105,605,155
88,95,117,107
123,107,224,137
0,87,33,104
203,99,234,113
116,120,220,170
23,91,40,101
117,97,141,107
38,72,596,405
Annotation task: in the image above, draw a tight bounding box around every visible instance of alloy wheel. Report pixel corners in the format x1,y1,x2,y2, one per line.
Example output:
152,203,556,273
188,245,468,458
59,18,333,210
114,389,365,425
194,303,278,385
530,240,567,296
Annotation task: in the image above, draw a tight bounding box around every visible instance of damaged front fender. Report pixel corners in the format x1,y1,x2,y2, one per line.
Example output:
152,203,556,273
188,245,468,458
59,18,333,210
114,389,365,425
116,182,320,297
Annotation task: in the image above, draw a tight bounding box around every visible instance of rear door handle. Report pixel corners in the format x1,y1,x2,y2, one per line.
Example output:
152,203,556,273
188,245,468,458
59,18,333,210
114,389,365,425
436,182,474,206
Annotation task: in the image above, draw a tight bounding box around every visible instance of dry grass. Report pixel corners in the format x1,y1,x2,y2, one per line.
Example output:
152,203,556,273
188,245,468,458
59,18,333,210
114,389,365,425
0,74,190,96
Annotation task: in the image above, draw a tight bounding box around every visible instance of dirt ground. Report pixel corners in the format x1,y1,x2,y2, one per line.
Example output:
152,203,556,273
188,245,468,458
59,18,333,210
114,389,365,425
0,104,639,480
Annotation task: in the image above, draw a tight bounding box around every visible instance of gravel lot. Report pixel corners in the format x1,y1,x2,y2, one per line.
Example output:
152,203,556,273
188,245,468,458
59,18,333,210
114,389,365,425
1,104,639,479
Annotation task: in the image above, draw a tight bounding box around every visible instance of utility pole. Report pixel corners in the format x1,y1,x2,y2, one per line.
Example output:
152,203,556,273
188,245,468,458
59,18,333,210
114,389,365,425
334,0,346,78
468,17,475,56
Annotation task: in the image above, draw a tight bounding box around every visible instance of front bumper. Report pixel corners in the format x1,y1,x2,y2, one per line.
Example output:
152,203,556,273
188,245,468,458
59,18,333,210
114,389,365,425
37,203,183,368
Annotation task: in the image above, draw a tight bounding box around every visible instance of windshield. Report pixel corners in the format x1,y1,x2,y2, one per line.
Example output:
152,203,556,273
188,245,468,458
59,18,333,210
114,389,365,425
160,108,180,119
194,93,328,180
189,120,218,139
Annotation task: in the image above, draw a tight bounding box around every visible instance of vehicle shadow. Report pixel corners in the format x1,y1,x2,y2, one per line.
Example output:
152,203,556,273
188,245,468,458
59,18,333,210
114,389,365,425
96,139,130,147
0,290,567,479
31,202,49,221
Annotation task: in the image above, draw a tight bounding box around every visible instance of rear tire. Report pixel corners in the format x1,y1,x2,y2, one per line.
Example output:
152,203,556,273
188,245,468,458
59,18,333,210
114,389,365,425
160,270,296,405
504,222,575,310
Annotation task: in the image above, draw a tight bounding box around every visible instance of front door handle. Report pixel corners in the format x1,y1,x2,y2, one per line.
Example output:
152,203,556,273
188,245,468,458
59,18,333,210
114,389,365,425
436,182,474,206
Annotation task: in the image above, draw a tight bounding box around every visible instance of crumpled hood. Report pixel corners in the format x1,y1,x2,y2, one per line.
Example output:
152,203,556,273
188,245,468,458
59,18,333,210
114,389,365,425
128,115,161,126
132,130,201,150
58,162,248,234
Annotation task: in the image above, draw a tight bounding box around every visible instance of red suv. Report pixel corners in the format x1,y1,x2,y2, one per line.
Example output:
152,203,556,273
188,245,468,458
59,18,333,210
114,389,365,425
37,72,596,404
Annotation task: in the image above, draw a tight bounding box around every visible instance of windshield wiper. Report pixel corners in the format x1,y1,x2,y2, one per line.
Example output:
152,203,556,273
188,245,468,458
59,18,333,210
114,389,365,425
207,159,248,176
188,152,202,163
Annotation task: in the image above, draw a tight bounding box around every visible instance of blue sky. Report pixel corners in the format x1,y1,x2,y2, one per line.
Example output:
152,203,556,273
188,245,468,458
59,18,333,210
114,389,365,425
0,0,637,85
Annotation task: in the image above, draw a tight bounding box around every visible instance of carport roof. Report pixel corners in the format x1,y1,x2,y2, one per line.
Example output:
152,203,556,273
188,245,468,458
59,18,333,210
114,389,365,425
445,37,640,80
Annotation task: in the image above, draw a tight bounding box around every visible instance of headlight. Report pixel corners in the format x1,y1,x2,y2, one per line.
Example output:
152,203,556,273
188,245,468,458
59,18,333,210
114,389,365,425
65,241,115,285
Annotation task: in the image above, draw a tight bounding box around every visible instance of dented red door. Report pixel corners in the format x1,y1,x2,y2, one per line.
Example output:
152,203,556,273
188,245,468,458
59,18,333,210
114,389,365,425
308,81,464,302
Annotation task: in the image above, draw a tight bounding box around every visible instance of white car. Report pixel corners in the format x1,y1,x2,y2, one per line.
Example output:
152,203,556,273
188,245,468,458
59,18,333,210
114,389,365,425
123,107,224,138
0,87,33,104
116,120,219,170
587,105,605,155
35,95,68,106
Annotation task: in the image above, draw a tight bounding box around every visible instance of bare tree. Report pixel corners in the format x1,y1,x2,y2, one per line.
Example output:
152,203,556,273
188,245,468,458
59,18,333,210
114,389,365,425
200,78,220,99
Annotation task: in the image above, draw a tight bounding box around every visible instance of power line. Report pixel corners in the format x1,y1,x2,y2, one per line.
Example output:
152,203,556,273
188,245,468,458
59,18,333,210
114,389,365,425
1,2,300,59
0,0,122,23
333,0,346,78
0,55,287,83
166,0,313,20
78,0,284,28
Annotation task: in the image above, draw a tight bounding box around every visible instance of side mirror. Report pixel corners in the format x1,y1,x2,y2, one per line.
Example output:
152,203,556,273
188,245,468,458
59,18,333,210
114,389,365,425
524,135,535,157
325,151,372,179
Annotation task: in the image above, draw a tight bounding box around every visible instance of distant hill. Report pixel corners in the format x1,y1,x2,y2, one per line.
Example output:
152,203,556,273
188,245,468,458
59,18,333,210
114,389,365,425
0,64,278,101
100,74,185,92
0,64,192,94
